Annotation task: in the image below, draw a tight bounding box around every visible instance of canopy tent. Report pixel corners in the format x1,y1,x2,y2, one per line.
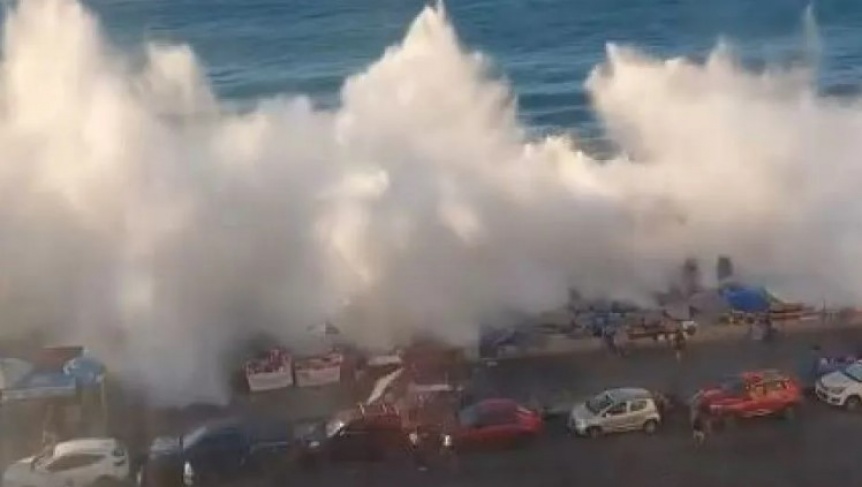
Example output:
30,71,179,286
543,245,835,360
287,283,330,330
0,353,106,403
63,355,106,388
719,285,772,313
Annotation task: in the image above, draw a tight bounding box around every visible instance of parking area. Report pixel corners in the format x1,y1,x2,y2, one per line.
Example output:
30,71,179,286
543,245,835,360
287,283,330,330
276,326,862,487
300,402,862,487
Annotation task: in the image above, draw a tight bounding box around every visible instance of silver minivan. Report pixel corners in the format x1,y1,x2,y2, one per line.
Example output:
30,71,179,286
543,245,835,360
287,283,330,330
567,387,661,438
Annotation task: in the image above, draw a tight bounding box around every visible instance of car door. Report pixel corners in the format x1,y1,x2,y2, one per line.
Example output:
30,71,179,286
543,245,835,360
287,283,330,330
746,383,770,416
328,419,373,462
190,429,248,480
625,399,651,430
763,380,791,410
600,402,629,432
476,405,521,447
43,453,106,487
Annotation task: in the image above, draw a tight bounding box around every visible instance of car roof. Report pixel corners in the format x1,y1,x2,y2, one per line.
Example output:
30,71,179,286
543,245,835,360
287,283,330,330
607,388,652,401
53,438,118,457
740,369,788,382
476,398,520,410
188,416,293,439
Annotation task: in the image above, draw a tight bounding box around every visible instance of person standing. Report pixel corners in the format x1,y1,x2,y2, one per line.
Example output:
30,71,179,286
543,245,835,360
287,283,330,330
691,412,707,445
672,327,687,362
690,402,711,446
603,325,620,356
408,424,438,472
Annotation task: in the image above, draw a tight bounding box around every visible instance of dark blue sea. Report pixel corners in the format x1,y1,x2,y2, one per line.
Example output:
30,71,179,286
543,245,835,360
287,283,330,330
82,0,862,136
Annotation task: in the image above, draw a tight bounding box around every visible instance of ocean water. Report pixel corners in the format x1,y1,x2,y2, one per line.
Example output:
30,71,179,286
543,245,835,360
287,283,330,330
6,0,862,404
84,0,862,134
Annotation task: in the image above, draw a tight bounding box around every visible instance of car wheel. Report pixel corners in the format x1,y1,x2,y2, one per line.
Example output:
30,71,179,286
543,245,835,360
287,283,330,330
783,405,797,420
586,426,602,439
642,419,659,435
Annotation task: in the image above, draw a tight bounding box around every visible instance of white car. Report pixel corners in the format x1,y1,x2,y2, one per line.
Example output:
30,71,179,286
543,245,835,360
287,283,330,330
3,438,130,487
816,361,862,410
568,387,662,438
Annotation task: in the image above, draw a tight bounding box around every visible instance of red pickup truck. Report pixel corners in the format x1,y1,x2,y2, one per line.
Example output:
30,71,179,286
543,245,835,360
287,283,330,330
690,369,802,425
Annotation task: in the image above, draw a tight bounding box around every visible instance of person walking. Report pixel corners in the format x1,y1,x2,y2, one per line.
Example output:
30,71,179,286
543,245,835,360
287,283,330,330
672,327,687,362
691,412,707,445
690,403,711,446
408,424,438,472
38,406,61,457
603,326,621,357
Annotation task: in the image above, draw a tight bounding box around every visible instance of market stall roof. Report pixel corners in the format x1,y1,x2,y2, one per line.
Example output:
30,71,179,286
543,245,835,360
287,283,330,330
0,352,106,398
720,285,772,313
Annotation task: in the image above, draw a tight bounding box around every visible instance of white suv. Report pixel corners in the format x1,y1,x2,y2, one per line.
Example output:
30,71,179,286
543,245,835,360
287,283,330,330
816,361,862,411
3,438,130,487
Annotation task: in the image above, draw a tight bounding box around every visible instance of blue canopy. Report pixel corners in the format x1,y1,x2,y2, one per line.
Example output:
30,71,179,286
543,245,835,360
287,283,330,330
64,356,106,387
720,285,772,313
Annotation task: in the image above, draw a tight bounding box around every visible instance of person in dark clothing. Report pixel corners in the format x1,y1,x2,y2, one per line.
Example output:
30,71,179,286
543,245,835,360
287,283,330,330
408,424,439,472
690,402,711,445
691,413,707,445
672,328,687,362
763,315,778,342
603,326,621,356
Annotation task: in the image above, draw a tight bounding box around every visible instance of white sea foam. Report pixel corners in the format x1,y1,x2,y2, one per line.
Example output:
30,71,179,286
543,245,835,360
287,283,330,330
0,0,854,404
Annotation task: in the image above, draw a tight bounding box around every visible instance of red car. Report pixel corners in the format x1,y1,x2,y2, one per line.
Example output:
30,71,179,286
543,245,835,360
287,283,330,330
439,399,543,451
690,369,802,423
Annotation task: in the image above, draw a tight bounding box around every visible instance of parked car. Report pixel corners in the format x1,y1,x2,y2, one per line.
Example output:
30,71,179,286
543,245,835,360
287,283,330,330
3,438,131,487
567,388,663,438
799,352,859,392
815,360,862,410
137,417,294,487
297,403,410,467
437,398,543,451
690,369,802,425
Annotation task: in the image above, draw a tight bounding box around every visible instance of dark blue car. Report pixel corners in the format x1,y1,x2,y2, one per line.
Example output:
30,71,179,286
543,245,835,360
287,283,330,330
138,417,296,487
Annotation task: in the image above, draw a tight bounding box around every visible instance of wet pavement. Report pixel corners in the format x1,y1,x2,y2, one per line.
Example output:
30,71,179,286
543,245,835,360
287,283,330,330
7,323,860,486
471,324,862,411
271,325,862,487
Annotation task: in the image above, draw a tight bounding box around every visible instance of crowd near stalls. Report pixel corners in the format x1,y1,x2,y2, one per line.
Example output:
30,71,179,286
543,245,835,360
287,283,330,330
477,277,824,361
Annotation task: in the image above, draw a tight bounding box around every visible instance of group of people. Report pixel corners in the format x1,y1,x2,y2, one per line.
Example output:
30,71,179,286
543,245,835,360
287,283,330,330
600,321,689,360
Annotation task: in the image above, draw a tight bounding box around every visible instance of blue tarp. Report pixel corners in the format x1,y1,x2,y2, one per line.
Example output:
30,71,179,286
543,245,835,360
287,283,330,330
0,354,106,403
64,356,106,387
720,285,772,313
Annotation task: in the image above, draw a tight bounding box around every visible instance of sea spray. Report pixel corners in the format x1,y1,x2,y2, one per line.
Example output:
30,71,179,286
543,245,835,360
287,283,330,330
0,0,856,405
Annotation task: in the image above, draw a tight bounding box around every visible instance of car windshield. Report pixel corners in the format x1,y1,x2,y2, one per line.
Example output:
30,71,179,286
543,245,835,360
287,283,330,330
720,378,746,396
458,405,480,427
585,393,613,414
181,426,208,449
325,411,354,437
843,363,862,382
